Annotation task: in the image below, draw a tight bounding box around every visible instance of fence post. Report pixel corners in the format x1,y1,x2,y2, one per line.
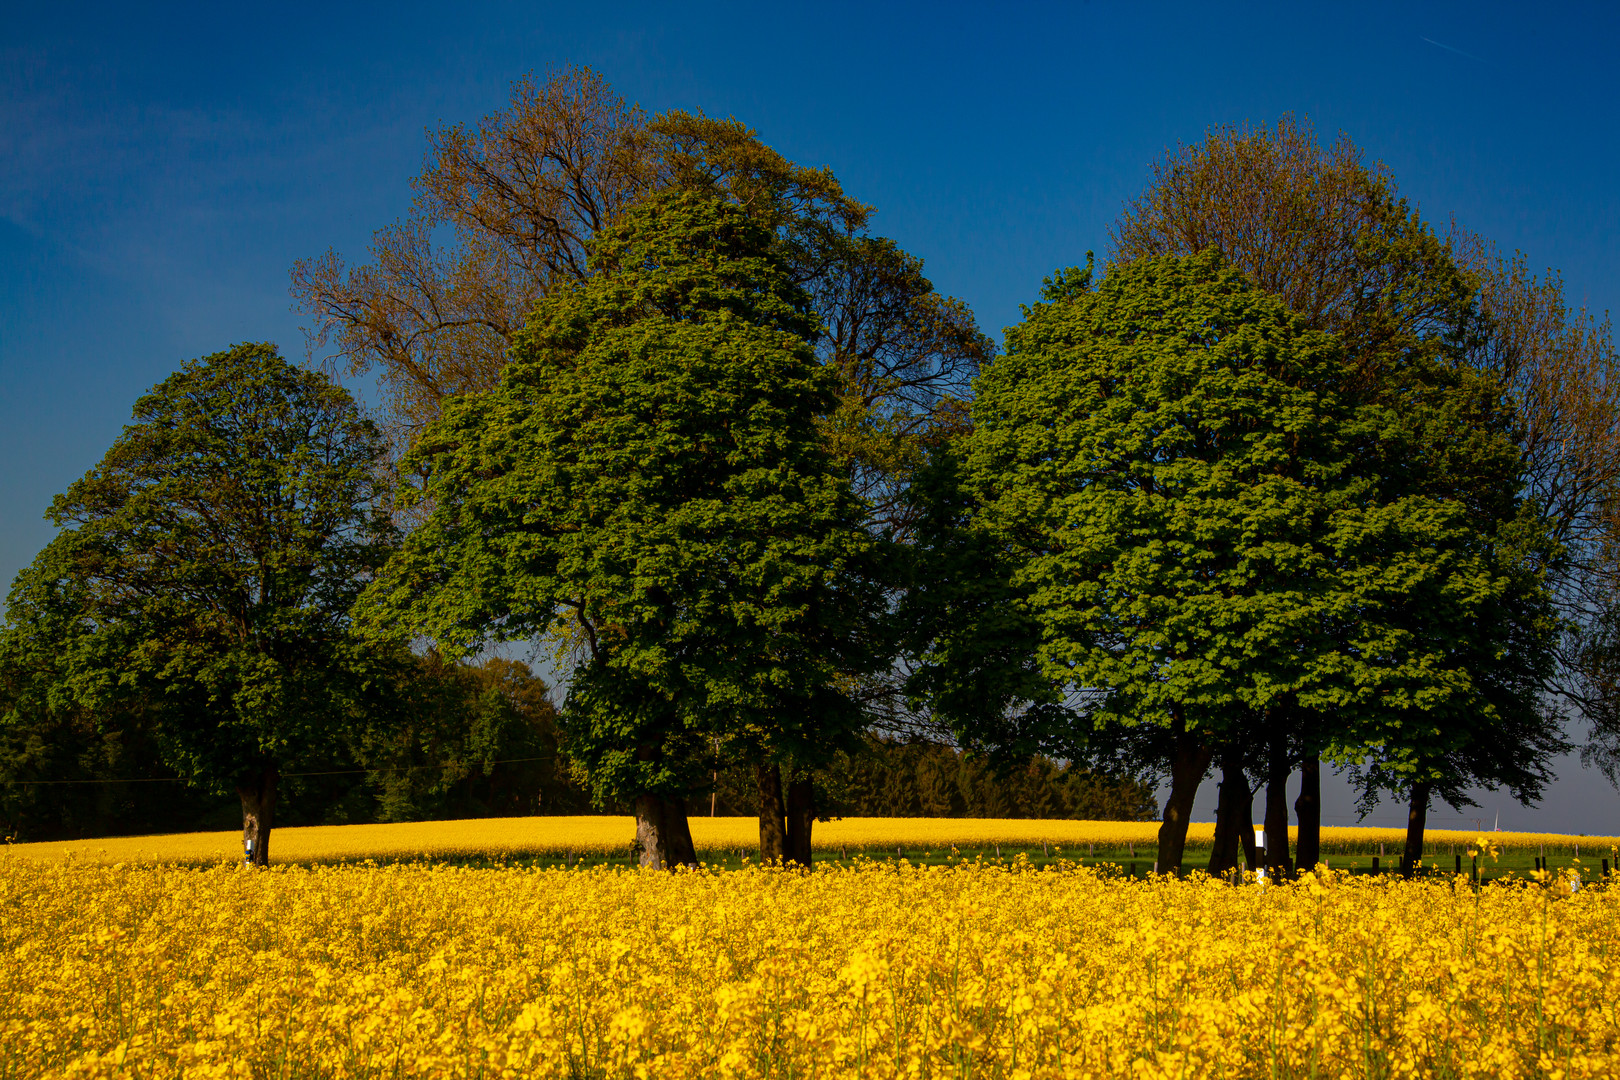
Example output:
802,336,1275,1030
1371,856,1380,874
1455,854,1462,875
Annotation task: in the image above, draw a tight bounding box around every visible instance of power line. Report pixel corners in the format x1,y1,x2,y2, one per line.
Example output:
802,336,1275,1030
3,756,558,787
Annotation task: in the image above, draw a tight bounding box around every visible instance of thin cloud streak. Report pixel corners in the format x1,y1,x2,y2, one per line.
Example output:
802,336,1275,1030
1421,36,1488,64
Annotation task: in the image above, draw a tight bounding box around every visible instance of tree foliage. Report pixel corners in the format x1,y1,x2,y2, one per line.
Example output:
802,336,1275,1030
958,252,1561,872
1111,114,1617,763
359,192,887,867
0,648,577,841
1460,248,1620,773
0,344,398,862
290,67,987,484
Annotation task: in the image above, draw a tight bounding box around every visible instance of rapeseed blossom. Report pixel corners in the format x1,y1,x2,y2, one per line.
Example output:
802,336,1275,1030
4,856,1617,1077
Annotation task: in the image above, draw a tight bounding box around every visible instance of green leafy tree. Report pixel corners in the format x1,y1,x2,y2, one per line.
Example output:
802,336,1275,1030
1339,508,1565,876
293,70,991,845
359,192,887,868
1110,116,1593,858
961,252,1561,875
963,252,1369,872
0,344,397,863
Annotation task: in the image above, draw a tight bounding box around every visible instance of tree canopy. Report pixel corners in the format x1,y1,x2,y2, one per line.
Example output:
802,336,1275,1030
0,344,398,863
290,66,988,486
359,192,888,867
957,251,1562,873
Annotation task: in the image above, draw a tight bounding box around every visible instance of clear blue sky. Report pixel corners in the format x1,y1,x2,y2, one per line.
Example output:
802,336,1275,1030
4,1,1618,833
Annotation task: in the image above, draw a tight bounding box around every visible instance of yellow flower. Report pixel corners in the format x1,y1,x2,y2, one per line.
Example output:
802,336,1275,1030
6,823,1620,1078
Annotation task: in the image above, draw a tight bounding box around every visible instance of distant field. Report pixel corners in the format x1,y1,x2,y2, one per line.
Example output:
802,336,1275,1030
7,815,1617,865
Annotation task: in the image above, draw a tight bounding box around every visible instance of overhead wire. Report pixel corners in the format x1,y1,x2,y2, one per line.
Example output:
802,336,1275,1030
4,756,559,786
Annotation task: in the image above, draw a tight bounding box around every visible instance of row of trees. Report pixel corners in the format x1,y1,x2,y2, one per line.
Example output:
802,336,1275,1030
4,69,1617,869
943,119,1619,876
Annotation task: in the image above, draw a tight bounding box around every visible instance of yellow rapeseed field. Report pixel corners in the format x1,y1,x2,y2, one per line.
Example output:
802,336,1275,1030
3,856,1618,1078
8,815,1616,864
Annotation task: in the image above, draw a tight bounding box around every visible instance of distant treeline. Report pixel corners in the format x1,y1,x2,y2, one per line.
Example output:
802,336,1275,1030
0,657,586,841
708,741,1156,822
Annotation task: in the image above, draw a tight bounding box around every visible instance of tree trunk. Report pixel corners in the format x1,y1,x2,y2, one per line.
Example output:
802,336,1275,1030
1155,727,1213,875
757,763,787,864
1294,756,1321,872
1237,775,1259,871
785,775,814,868
635,794,698,869
1263,733,1294,879
1207,746,1245,875
634,794,667,869
665,795,698,867
1402,780,1431,878
237,763,278,868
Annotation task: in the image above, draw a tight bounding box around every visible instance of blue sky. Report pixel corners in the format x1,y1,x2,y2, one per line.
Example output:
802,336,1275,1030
4,1,1618,833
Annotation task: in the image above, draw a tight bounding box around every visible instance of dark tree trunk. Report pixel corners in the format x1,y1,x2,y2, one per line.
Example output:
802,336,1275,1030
634,794,698,869
757,763,787,864
1402,781,1431,878
1207,746,1245,875
1294,756,1321,872
1155,726,1214,875
237,763,279,868
665,795,698,866
1263,733,1293,879
1237,776,1259,872
785,775,814,868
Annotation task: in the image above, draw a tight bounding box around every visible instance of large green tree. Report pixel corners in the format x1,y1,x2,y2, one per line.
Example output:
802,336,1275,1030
963,252,1368,873
961,252,1560,875
0,344,397,864
1110,116,1603,852
359,192,886,868
293,70,989,845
